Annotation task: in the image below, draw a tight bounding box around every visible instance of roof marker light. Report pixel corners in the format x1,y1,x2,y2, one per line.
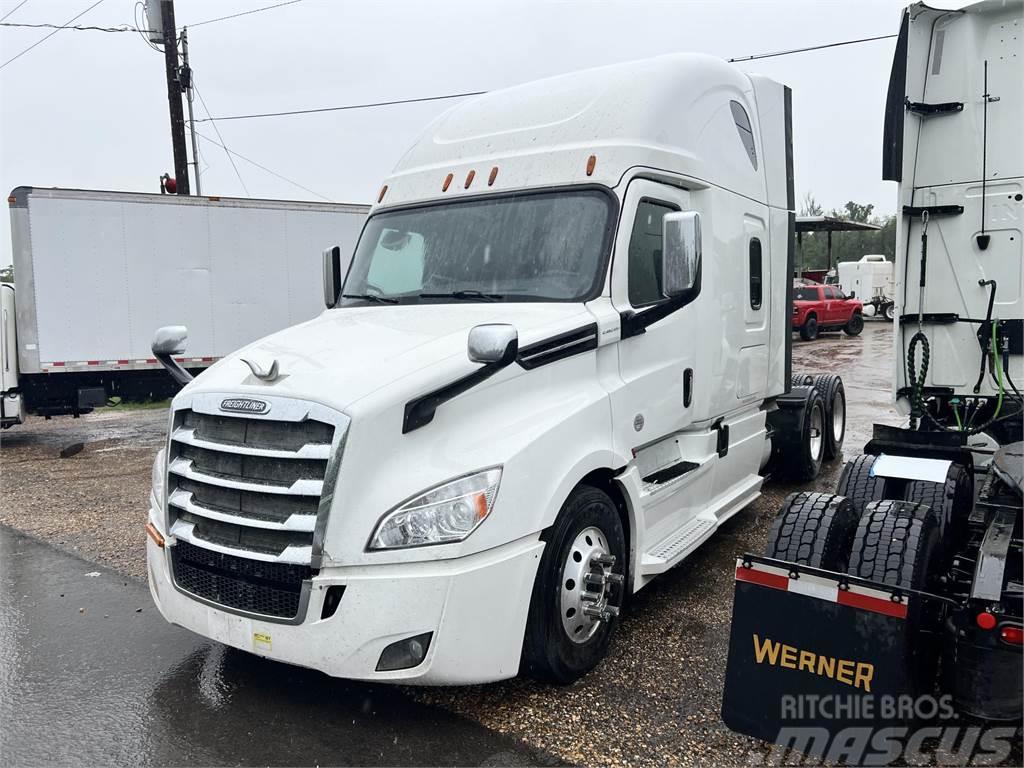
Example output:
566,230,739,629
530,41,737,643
586,155,597,176
377,185,388,203
488,167,498,186
465,170,476,189
442,173,453,192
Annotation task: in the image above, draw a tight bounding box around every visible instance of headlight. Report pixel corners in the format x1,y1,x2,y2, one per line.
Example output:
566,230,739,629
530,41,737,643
368,467,501,550
151,448,167,509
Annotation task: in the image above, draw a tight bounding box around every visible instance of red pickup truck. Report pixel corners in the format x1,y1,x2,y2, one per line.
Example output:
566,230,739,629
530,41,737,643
792,284,864,340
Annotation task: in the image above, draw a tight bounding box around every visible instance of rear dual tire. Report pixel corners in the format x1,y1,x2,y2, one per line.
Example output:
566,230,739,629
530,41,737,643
764,492,859,571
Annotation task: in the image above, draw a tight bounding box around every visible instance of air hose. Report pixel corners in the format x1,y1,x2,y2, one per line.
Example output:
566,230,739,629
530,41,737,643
906,213,1012,435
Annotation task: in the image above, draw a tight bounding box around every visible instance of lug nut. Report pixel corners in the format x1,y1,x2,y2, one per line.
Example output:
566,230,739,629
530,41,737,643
606,573,624,585
591,554,616,567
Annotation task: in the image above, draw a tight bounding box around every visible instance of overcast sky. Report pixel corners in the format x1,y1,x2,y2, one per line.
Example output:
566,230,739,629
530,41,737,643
1,0,937,267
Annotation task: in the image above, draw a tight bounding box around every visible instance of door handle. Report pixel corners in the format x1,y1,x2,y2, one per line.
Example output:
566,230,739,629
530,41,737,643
683,368,693,408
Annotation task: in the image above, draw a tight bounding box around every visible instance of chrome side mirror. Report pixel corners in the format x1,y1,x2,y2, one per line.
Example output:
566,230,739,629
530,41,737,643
468,324,518,365
151,325,193,387
661,211,701,298
152,325,188,355
323,245,342,308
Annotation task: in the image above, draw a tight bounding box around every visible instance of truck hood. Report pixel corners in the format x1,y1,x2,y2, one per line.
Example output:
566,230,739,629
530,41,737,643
185,303,595,411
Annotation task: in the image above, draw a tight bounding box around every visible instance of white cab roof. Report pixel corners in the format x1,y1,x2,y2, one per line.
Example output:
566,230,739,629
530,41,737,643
378,53,784,210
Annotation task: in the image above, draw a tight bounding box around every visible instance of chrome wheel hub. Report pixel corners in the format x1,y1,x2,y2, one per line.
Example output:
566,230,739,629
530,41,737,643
832,390,845,444
560,525,622,643
809,405,824,460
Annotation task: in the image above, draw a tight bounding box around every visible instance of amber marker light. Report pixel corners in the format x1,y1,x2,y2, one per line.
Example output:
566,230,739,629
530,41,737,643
586,154,597,176
465,170,476,189
442,173,454,192
377,185,388,203
488,167,499,186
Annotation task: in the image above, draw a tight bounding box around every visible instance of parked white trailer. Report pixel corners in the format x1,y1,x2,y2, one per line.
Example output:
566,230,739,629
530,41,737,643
146,53,840,685
1,187,368,425
837,254,895,319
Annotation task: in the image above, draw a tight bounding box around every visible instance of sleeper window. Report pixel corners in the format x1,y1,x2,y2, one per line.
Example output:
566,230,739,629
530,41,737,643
730,101,758,170
628,200,676,306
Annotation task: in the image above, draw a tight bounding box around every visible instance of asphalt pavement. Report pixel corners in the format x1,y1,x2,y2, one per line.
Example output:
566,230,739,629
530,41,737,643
0,526,557,767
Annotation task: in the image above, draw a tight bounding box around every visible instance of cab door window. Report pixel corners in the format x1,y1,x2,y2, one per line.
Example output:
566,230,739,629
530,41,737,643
628,199,678,307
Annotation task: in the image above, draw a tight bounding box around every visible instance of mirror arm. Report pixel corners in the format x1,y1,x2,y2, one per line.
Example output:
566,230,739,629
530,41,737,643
402,347,517,434
620,293,692,340
155,352,194,387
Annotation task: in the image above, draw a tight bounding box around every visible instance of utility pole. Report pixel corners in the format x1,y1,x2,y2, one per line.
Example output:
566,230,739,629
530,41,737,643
160,0,190,195
180,27,201,195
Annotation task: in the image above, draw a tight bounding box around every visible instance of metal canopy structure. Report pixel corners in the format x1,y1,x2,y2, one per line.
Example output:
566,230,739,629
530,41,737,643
795,216,882,275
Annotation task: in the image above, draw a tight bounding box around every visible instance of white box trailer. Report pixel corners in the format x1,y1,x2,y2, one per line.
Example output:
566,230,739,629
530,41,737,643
836,253,895,318
1,187,368,426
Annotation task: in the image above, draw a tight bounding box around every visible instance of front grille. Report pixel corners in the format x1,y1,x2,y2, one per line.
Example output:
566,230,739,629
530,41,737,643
167,407,335,561
171,541,311,619
164,397,346,621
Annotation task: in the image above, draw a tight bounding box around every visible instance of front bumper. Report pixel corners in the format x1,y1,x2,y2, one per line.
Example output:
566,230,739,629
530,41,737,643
146,528,544,684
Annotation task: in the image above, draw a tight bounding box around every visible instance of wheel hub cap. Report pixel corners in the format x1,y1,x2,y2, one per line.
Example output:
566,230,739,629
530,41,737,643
832,391,845,444
560,526,622,643
809,406,823,460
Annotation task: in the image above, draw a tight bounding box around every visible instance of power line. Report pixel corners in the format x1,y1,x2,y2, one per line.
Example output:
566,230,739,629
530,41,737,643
1,21,141,32
193,81,250,197
194,32,897,123
727,34,898,63
192,129,333,202
0,0,30,23
187,0,303,29
0,0,105,70
195,90,487,123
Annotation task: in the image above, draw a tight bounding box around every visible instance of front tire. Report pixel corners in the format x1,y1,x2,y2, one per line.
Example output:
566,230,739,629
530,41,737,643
522,485,626,684
883,303,895,321
800,315,819,341
844,313,864,336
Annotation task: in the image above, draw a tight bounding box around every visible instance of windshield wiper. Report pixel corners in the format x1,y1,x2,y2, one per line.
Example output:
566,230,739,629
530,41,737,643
341,293,400,305
418,290,505,302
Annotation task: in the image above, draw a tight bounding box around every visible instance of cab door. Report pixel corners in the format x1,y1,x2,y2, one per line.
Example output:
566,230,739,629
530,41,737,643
607,179,709,543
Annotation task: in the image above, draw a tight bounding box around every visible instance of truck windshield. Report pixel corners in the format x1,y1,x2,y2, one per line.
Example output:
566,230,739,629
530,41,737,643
339,189,614,305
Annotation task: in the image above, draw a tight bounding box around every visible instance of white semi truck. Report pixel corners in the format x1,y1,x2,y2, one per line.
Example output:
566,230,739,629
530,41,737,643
145,54,842,684
1,188,368,428
723,0,1022,752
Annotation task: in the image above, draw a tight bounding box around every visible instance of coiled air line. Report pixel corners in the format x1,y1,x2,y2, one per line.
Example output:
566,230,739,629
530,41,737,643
906,211,1012,435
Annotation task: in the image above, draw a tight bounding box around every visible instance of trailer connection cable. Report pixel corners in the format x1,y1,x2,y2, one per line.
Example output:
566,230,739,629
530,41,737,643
921,320,1020,435
907,212,930,430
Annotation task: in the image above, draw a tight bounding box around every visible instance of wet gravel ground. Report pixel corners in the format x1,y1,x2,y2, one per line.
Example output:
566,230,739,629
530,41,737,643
3,322,1011,767
0,406,166,578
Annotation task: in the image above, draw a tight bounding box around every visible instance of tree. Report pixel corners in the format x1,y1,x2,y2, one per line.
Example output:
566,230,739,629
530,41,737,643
796,195,895,272
800,193,823,217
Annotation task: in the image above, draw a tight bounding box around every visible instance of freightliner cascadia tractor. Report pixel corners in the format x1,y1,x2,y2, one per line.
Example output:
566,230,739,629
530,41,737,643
144,54,843,684
722,0,1023,754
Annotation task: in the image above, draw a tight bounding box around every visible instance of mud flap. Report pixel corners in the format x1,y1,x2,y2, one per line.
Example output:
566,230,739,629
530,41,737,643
722,556,927,749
